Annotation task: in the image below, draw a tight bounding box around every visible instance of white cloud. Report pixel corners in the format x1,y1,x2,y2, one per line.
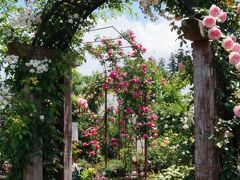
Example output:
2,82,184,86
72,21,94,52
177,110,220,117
77,16,187,75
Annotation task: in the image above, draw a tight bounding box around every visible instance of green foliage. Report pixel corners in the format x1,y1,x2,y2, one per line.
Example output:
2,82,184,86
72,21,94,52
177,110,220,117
147,165,194,180
80,167,97,180
149,131,194,172
103,159,126,178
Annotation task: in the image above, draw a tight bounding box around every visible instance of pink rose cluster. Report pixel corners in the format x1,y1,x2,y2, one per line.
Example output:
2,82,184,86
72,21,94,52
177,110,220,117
77,97,88,110
111,138,119,147
203,5,227,40
203,4,240,117
82,127,100,157
137,106,159,139
127,30,147,54
202,4,240,72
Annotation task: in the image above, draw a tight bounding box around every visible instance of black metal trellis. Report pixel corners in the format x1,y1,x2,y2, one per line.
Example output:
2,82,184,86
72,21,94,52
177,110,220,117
83,26,149,178
83,26,134,168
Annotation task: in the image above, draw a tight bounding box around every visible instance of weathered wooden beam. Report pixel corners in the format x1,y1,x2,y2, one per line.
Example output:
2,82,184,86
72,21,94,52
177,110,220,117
7,42,58,59
181,18,219,180
181,18,206,41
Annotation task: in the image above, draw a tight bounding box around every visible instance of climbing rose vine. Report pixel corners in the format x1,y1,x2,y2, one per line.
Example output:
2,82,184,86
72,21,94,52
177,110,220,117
202,4,240,117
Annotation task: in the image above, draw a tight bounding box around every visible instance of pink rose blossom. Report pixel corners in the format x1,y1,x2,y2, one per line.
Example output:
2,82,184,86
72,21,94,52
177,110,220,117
147,121,155,127
229,52,240,65
178,63,185,70
222,37,234,50
235,63,240,72
143,134,149,139
95,144,100,149
102,83,109,90
141,64,147,73
232,43,240,52
117,99,124,105
237,3,240,14
136,122,143,128
134,43,142,50
203,15,216,28
153,133,158,138
128,51,136,57
117,39,123,46
89,151,96,157
209,5,221,17
107,49,113,58
218,12,227,23
208,27,221,40
109,71,119,79
77,97,88,109
149,114,158,121
130,35,136,41
141,47,147,53
233,105,240,117
121,133,129,138
141,106,149,113
82,142,89,147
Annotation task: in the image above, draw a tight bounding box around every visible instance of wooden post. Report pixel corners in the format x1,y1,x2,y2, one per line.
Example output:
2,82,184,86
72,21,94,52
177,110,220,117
64,69,72,180
24,93,42,180
182,19,219,180
144,138,148,179
7,43,73,180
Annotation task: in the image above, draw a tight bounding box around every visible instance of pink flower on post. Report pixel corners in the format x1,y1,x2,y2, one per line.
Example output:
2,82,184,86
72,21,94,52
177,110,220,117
233,105,240,117
229,52,240,65
232,43,240,52
209,5,221,17
222,37,234,50
218,12,227,23
203,16,216,28
208,27,221,40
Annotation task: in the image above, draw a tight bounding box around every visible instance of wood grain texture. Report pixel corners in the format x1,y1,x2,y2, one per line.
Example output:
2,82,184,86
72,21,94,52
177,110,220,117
64,69,72,180
192,41,219,180
181,18,206,41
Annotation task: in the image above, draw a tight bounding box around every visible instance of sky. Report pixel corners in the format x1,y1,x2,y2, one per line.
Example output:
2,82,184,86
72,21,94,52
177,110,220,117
78,7,188,75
